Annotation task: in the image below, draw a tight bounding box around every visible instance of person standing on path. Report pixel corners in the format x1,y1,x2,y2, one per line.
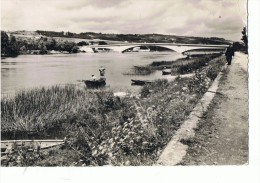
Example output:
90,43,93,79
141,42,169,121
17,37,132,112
225,45,235,65
180,52,248,165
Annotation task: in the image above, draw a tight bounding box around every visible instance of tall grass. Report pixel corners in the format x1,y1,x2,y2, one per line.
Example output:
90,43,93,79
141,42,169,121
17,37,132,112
124,53,222,76
1,85,114,134
1,55,226,166
171,53,222,74
124,66,154,75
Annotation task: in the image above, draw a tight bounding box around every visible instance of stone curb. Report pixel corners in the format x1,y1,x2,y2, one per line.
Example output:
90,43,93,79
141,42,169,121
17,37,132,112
156,65,227,166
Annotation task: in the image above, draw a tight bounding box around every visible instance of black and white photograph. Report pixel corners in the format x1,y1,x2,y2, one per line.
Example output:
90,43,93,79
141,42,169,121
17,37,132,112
1,0,259,182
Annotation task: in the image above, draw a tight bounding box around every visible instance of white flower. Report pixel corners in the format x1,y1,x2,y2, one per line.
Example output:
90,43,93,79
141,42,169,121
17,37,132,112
92,150,98,156
125,161,131,166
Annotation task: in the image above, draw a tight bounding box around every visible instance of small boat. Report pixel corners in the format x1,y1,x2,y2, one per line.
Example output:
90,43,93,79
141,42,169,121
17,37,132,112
1,139,65,155
83,79,106,88
162,69,171,75
131,79,152,85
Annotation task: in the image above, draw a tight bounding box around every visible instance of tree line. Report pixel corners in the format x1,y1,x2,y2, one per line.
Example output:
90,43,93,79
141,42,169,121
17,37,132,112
1,31,19,57
1,31,83,57
1,27,248,57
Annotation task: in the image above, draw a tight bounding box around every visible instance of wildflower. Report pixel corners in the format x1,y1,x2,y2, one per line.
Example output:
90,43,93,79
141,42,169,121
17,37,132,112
108,152,113,158
92,150,98,156
182,87,188,91
110,142,115,148
125,160,130,166
135,136,141,141
142,141,149,145
123,128,129,133
101,149,106,154
108,138,113,143
143,123,148,127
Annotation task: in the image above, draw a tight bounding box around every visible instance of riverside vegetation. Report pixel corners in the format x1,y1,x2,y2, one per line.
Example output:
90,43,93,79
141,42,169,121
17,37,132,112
1,54,226,166
126,53,222,76
1,31,81,57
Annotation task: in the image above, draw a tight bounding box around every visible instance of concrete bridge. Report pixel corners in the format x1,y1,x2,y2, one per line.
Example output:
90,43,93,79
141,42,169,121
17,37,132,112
89,43,229,54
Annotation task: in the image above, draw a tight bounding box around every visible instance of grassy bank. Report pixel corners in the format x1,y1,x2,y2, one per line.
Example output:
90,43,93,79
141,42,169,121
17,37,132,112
1,56,226,166
125,53,222,76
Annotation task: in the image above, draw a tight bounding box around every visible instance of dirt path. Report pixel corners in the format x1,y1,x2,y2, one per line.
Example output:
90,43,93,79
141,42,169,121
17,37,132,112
180,52,248,165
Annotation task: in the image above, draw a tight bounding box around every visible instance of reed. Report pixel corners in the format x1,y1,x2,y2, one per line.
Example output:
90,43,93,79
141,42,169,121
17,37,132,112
124,53,222,76
171,53,222,74
1,55,226,166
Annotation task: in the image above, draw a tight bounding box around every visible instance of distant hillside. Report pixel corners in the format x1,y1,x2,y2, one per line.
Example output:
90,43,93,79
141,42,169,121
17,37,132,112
9,30,232,45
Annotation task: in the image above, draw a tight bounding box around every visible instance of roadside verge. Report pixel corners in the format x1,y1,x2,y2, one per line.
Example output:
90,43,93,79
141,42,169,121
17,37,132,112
157,64,227,165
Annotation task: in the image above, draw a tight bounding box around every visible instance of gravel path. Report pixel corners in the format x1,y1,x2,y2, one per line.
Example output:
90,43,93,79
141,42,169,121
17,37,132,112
180,52,248,165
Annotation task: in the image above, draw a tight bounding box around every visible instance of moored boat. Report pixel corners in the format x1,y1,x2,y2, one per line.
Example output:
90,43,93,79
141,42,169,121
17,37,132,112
1,139,65,155
83,79,106,88
162,68,171,75
162,69,171,75
131,79,152,85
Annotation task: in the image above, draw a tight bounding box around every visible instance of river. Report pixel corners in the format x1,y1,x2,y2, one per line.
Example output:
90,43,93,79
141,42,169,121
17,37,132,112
1,52,184,95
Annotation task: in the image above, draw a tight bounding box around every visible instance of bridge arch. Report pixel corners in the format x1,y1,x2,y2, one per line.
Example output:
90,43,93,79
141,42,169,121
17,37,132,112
121,45,177,53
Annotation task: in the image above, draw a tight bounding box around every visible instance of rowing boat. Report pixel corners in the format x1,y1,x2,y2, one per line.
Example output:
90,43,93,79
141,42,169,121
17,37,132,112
83,79,106,88
162,69,171,75
1,139,65,155
131,79,152,85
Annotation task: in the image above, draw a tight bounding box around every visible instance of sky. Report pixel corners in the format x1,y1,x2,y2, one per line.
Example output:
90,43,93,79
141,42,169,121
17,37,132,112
1,0,247,41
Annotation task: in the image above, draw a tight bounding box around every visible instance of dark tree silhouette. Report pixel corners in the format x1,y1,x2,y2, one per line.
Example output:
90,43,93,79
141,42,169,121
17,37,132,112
241,27,248,53
1,31,9,56
1,31,19,57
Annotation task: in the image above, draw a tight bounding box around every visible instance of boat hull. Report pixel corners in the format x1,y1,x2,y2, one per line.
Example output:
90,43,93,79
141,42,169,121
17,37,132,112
162,69,171,75
131,79,152,86
83,79,106,88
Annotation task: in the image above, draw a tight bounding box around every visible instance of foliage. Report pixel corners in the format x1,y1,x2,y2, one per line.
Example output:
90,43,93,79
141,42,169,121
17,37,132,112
35,30,231,45
1,31,80,56
241,27,248,53
127,54,222,76
126,66,154,75
1,54,226,166
232,42,245,52
77,41,88,46
1,79,201,166
174,54,222,74
1,31,19,57
188,69,210,95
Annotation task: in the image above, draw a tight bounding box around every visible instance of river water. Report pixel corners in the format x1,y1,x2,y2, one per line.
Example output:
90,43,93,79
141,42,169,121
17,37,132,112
1,52,184,95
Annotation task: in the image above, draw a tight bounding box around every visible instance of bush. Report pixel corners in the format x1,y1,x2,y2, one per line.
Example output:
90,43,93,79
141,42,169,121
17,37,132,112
188,69,210,95
141,79,168,97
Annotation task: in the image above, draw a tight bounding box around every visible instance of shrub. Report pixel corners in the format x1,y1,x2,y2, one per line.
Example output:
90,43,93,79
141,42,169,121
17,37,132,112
141,79,169,98
188,69,210,95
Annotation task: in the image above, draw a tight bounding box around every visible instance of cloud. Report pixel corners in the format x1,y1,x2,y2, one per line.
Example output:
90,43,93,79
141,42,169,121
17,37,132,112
1,0,247,41
86,0,126,8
